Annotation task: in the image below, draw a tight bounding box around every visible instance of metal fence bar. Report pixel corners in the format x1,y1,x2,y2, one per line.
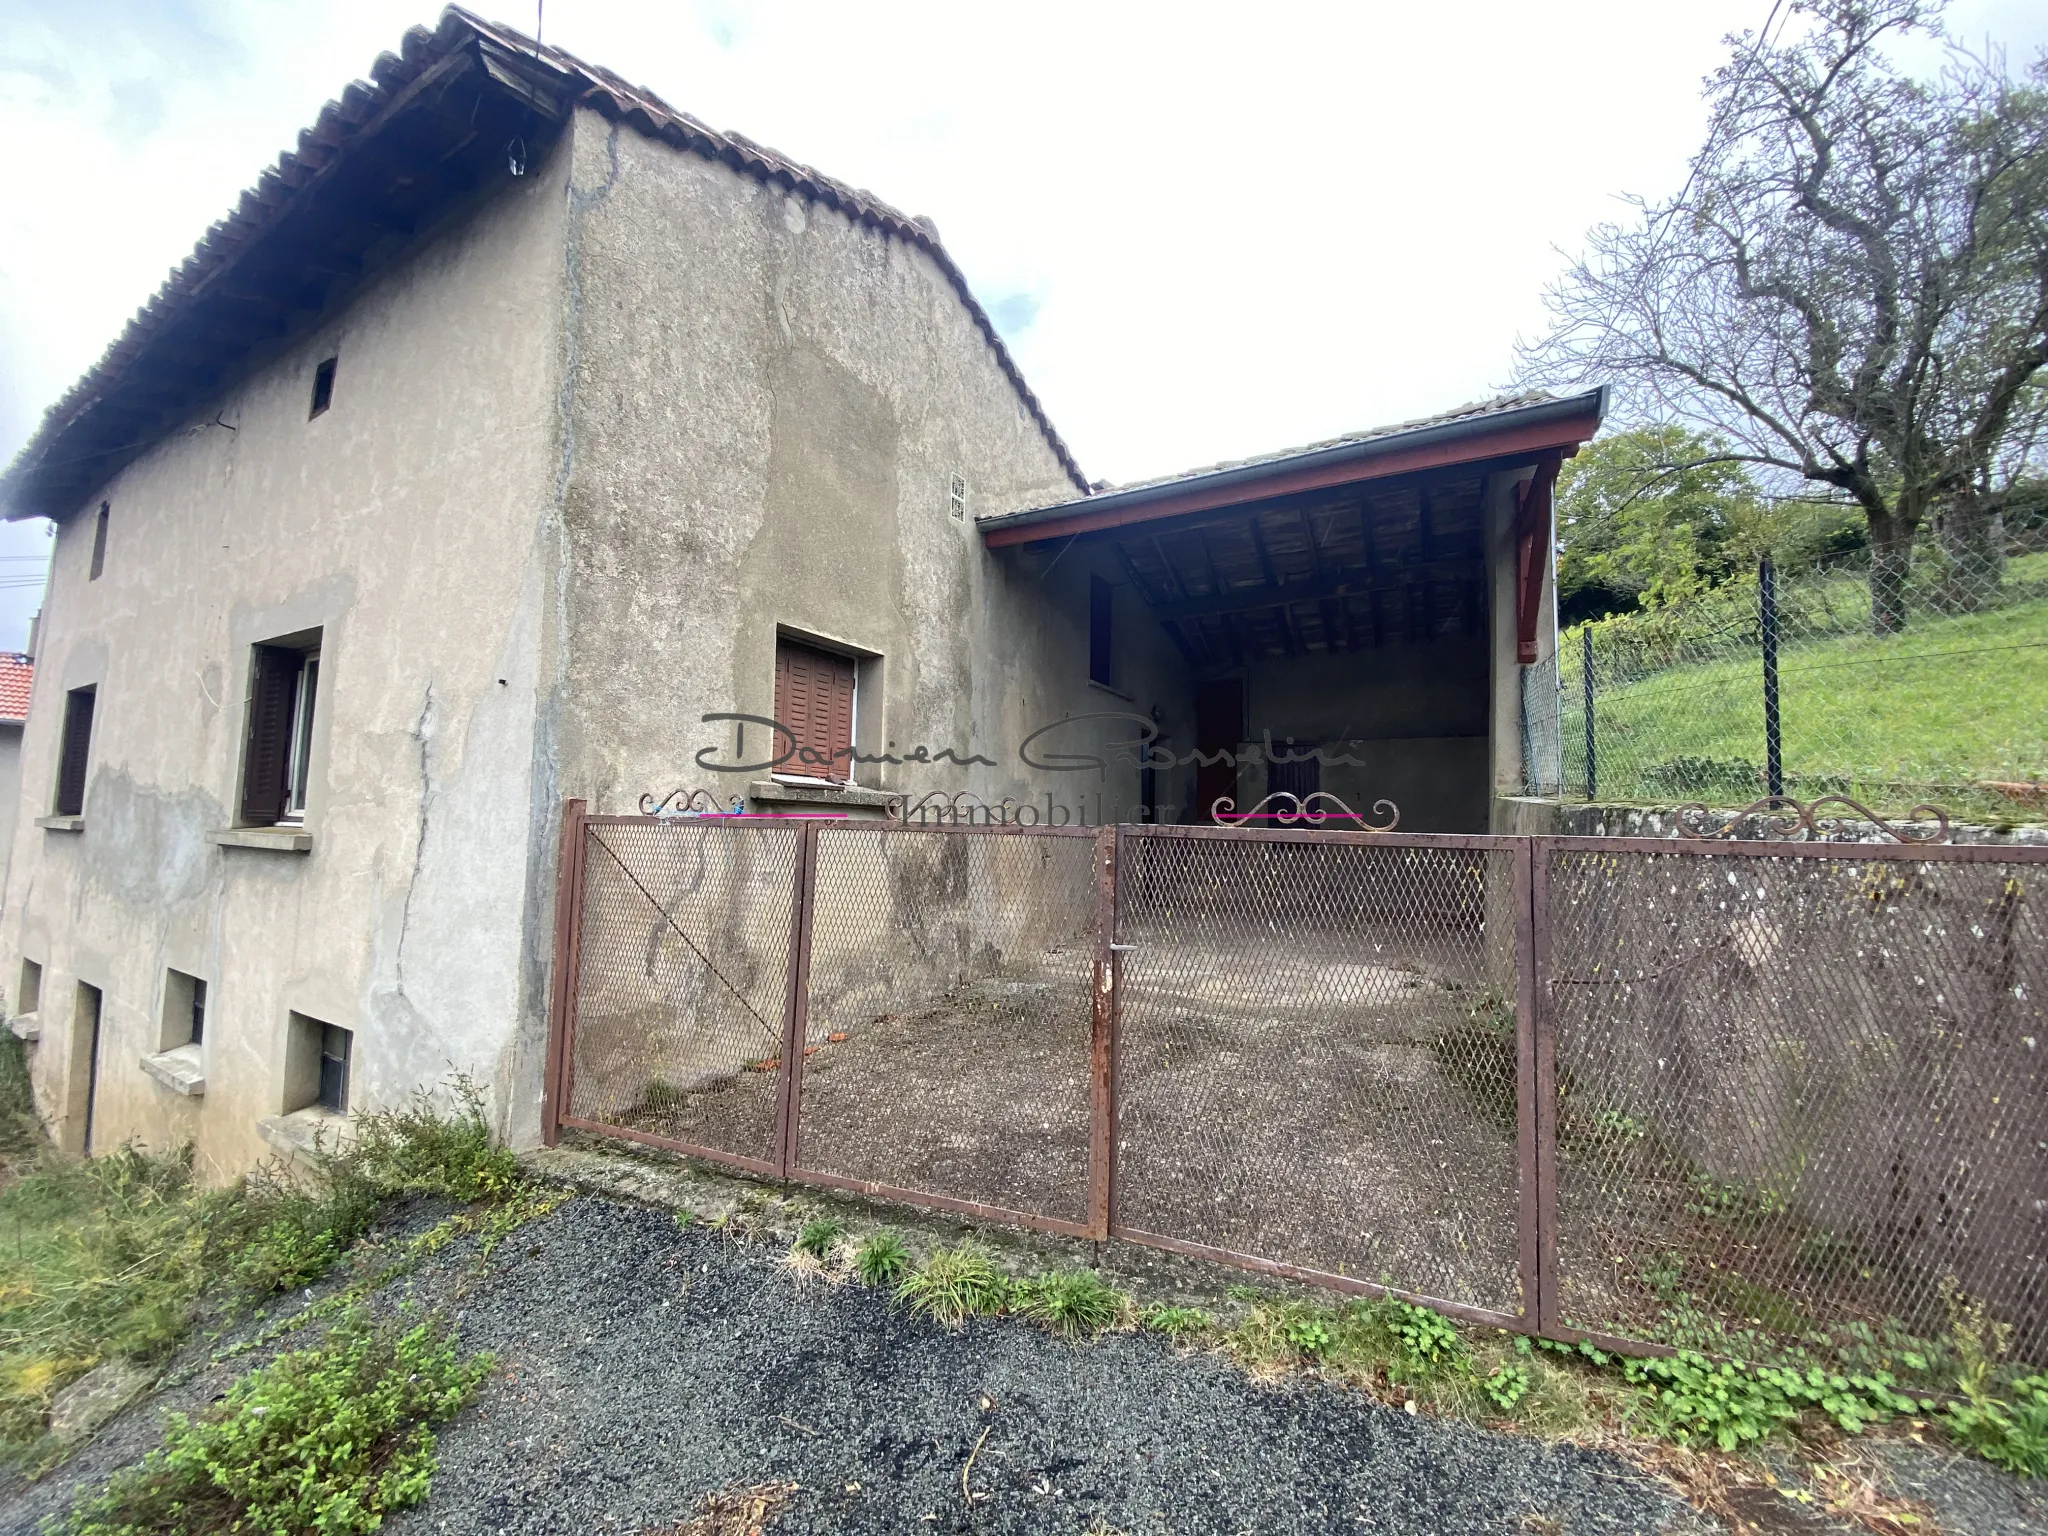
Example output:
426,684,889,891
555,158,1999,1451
1513,836,1542,1330
1088,824,1120,1242
1760,554,1784,798
774,821,821,1180
540,798,589,1148
1530,838,1561,1337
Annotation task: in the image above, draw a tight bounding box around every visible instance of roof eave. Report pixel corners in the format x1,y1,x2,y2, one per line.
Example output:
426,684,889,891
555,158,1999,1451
978,386,1607,548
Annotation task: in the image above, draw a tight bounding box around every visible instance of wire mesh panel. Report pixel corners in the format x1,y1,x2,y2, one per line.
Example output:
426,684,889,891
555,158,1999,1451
564,818,801,1171
1544,841,2048,1361
793,826,1099,1230
1537,533,2048,824
1114,829,1527,1319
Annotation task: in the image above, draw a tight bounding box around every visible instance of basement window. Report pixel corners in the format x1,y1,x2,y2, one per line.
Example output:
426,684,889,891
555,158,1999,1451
309,356,337,419
89,503,108,581
18,958,41,1018
161,969,206,1050
53,686,95,817
284,1011,351,1116
239,632,321,825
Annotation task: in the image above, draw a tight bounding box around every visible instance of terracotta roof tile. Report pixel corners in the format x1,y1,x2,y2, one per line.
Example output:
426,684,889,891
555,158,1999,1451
0,655,32,722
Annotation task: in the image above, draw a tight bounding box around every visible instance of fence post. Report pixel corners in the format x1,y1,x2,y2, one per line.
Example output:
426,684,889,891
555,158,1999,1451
1581,626,1597,802
1759,554,1784,798
1088,824,1121,1242
1529,837,1562,1339
541,799,590,1148
1513,837,1541,1332
774,822,822,1180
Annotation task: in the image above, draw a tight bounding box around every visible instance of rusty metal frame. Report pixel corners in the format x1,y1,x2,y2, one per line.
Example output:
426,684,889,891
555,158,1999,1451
540,814,2048,1348
1513,835,1542,1331
541,799,591,1148
1530,837,1561,1337
773,821,822,1179
1088,825,1121,1241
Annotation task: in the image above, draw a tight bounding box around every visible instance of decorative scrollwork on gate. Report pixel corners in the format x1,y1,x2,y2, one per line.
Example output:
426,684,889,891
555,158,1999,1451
1209,791,1399,831
640,787,743,818
1673,794,1951,844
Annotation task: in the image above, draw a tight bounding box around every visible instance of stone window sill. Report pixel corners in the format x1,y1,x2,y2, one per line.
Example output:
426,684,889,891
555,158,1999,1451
1086,678,1136,704
9,1011,38,1043
257,1106,353,1160
209,826,313,853
748,779,901,818
140,1045,205,1097
35,815,84,833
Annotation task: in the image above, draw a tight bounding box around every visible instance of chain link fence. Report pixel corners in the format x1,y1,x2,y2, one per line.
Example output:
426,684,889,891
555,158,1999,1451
1523,527,2048,822
548,811,2048,1364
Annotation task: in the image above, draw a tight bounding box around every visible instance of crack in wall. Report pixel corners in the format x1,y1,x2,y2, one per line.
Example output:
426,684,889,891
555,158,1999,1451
394,681,439,996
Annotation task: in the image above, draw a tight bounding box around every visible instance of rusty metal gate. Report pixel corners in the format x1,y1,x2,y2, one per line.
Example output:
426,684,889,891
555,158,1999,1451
544,802,2048,1358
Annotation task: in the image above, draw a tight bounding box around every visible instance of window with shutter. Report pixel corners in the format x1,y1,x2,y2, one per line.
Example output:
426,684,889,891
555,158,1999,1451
771,638,857,783
54,687,95,816
240,632,322,825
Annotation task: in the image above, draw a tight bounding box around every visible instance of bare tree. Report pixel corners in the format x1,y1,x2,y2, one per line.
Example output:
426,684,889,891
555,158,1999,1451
1520,0,2048,630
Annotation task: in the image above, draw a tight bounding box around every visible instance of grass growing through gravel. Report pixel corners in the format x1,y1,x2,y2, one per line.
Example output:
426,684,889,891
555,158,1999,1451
1018,1269,1127,1339
853,1229,910,1287
0,1069,532,1468
896,1239,1012,1327
65,1307,489,1536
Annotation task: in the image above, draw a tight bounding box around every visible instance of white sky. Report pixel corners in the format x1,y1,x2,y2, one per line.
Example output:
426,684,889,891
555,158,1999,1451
1,1,2042,651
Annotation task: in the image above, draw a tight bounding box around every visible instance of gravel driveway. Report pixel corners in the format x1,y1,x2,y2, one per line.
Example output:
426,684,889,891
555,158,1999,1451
394,1197,1706,1536
10,1179,2048,1536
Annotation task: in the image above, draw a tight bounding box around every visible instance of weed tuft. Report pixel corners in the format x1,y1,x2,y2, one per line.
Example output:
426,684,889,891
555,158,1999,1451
896,1240,1009,1327
1019,1269,1126,1339
853,1229,911,1288
793,1217,845,1260
1141,1304,1212,1342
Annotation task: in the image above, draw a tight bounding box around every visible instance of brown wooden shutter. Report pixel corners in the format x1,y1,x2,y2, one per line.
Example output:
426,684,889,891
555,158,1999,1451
772,640,855,782
240,647,297,825
54,688,94,816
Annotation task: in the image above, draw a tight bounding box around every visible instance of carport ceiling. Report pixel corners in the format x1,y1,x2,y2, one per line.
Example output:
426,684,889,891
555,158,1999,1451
1102,473,1487,666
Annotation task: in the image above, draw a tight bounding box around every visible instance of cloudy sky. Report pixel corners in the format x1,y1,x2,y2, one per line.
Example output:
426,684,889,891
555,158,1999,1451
1,0,2043,650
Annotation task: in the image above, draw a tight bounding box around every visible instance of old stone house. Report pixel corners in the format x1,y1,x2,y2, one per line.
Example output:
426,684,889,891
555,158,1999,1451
0,9,1599,1173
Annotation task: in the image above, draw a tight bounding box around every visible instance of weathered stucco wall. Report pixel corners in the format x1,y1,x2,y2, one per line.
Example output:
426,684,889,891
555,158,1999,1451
552,108,1173,827
0,142,571,1175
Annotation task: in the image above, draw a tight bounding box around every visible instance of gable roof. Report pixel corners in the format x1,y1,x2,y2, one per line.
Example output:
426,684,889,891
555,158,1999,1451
0,655,31,723
1,7,1087,519
979,388,1607,547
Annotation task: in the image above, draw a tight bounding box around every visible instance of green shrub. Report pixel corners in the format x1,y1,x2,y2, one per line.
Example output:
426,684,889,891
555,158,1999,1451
853,1229,910,1287
1019,1270,1125,1339
793,1217,845,1259
0,1084,528,1460
67,1308,489,1536
896,1240,1008,1327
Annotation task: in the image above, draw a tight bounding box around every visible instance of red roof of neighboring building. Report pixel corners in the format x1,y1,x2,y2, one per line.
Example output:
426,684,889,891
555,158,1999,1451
0,655,30,722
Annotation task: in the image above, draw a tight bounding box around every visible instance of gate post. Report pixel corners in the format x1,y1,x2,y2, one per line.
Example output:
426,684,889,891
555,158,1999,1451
774,821,822,1180
541,799,590,1148
1088,824,1121,1242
